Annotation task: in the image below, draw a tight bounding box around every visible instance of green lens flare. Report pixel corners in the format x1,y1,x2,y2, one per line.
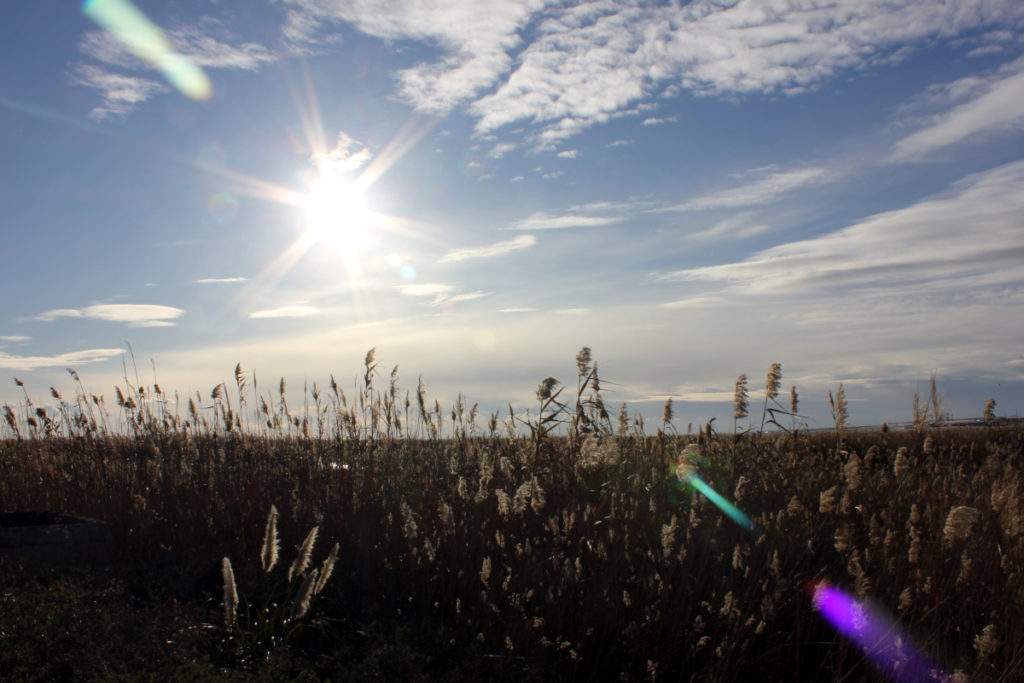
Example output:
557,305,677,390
83,0,212,101
683,471,756,532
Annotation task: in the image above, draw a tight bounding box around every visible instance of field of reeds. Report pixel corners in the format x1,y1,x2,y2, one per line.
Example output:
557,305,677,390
1,349,1022,681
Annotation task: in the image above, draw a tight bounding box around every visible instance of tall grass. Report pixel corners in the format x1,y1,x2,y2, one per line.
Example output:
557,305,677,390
1,352,1022,680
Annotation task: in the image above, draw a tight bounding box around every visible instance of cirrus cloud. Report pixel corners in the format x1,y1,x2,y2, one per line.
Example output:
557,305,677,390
35,304,185,327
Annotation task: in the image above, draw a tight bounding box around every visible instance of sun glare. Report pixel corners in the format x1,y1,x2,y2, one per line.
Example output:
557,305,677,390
302,174,374,247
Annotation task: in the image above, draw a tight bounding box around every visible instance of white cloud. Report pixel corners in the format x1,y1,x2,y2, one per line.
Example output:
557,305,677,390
892,56,1024,160
0,347,125,371
607,139,634,147
556,149,578,159
655,160,1024,293
439,234,536,263
71,64,166,120
396,282,487,307
80,22,274,72
541,170,564,179
74,17,276,118
193,277,248,284
507,211,619,231
658,296,744,310
35,304,185,327
655,168,828,212
281,0,543,113
34,309,82,322
250,304,319,319
443,291,489,305
499,307,537,313
641,116,676,126
509,175,525,182
465,1,1024,145
0,335,30,343
554,307,590,315
488,142,517,158
311,132,373,174
687,214,772,241
397,283,455,297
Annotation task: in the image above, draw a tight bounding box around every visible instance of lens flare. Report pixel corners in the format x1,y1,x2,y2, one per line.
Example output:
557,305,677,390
812,583,943,682
83,0,212,101
678,468,757,532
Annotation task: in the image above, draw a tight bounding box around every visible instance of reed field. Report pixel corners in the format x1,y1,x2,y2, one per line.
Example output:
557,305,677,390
1,349,1022,681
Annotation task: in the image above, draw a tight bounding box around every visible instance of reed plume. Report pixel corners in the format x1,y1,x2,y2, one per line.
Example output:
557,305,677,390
314,542,339,595
828,383,848,439
733,374,748,433
760,363,781,431
942,506,979,545
288,526,319,583
288,568,318,621
260,504,280,573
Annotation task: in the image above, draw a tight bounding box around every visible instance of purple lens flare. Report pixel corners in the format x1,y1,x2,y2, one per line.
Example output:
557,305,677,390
812,582,944,682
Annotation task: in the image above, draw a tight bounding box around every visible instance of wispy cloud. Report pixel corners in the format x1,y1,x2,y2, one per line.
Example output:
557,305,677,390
439,234,536,263
687,214,772,241
35,304,185,327
607,139,634,147
74,14,275,118
507,211,619,231
541,170,564,179
655,160,1024,293
397,283,454,298
464,2,1024,145
658,296,745,310
891,56,1024,160
0,347,125,371
499,307,537,313
655,168,828,213
0,335,31,343
71,64,166,120
488,142,517,158
280,0,534,114
193,277,248,284
556,149,578,159
642,116,677,126
250,304,318,319
311,132,372,174
396,282,487,307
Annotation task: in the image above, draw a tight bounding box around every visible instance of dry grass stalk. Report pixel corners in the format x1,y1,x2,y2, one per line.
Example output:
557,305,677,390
314,542,339,596
984,398,997,422
222,556,238,632
942,506,979,545
288,568,319,622
288,526,319,583
260,504,280,573
733,374,749,433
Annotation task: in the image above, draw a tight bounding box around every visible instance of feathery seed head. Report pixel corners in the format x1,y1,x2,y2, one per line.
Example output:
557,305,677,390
765,363,782,401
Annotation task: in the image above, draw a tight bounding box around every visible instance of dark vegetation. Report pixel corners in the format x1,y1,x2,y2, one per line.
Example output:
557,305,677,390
1,351,1021,681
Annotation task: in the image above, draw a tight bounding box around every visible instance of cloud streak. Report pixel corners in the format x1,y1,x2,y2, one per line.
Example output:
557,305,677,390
655,160,1024,293
0,347,124,371
250,304,318,319
439,234,536,262
193,277,248,284
892,56,1024,160
655,168,828,213
35,304,185,327
508,212,618,231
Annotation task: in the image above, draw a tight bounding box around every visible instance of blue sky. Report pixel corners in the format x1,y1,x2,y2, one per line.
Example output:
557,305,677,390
2,0,1024,430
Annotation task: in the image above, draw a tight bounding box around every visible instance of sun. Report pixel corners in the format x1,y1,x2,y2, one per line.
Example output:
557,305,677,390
302,173,374,247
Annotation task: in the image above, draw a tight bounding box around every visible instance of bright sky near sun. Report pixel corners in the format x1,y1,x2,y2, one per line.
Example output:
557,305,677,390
2,0,1024,429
